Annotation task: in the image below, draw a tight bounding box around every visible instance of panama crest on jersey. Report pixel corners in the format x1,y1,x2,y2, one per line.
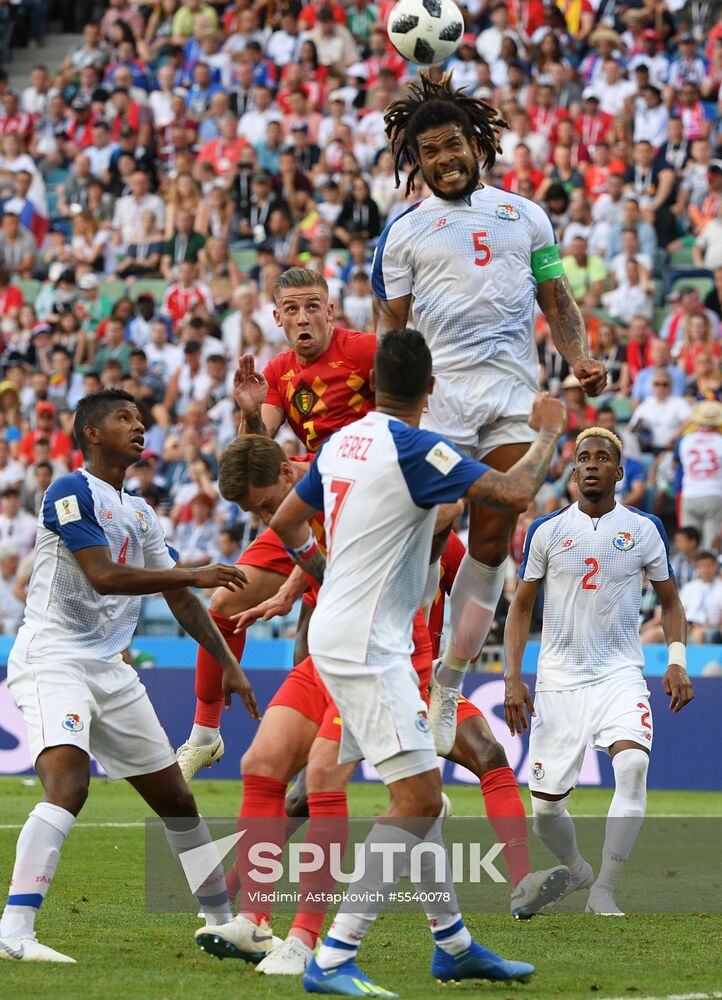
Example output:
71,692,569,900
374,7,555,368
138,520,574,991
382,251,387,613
61,713,83,733
135,509,149,533
613,530,635,551
496,204,520,221
532,761,544,780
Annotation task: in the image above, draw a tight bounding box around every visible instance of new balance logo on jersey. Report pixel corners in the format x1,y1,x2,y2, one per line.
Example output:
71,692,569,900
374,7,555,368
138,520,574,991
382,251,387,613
425,441,462,476
431,217,448,229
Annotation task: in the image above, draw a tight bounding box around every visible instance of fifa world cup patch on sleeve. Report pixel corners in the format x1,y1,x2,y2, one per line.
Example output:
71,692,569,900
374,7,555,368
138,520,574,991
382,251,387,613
531,244,564,282
425,441,462,476
55,495,82,525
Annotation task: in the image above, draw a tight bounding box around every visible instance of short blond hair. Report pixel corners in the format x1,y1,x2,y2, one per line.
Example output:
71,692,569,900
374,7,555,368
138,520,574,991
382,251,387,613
575,426,623,462
219,435,286,504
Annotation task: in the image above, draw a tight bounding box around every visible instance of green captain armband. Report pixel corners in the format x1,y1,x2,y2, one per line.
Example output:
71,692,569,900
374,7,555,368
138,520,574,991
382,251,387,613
531,244,565,282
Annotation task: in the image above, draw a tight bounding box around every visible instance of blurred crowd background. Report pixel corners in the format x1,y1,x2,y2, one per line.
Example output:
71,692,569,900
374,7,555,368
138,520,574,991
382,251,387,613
0,0,721,646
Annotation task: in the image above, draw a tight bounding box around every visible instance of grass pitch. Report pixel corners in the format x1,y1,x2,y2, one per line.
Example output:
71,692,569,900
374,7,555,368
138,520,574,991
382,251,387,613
0,777,720,1000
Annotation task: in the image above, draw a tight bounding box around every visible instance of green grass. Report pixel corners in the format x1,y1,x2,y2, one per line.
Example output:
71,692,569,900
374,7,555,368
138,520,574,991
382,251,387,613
1,778,721,1000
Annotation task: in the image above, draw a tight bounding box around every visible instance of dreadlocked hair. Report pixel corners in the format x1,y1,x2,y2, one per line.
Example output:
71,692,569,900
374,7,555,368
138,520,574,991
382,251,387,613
384,70,508,196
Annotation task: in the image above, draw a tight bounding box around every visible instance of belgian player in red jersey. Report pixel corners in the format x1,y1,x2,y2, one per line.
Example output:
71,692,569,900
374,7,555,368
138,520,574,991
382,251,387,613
193,437,569,974
176,269,376,780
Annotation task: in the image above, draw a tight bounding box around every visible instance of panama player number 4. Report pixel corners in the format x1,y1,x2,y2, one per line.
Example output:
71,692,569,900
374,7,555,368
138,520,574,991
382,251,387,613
387,0,465,65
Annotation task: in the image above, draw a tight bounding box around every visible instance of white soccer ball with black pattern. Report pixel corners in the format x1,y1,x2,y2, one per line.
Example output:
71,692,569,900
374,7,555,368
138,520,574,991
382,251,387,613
387,0,465,65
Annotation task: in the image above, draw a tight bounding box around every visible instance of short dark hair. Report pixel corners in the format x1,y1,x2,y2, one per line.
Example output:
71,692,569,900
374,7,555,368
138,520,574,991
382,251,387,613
35,461,53,474
74,388,136,455
675,525,701,544
375,328,432,402
696,549,718,563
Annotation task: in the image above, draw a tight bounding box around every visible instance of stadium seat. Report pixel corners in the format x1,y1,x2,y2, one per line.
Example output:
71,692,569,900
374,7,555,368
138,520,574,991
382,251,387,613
139,596,183,636
230,248,258,271
668,246,696,270
99,279,127,303
670,275,714,301
44,167,70,188
16,278,40,301
131,278,167,304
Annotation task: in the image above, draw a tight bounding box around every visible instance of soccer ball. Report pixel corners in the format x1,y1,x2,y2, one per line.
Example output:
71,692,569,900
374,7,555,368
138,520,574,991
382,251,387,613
387,0,465,65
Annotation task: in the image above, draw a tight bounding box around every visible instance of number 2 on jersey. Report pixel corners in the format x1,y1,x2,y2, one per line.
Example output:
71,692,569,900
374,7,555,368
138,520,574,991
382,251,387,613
582,557,599,590
472,231,492,267
328,478,354,555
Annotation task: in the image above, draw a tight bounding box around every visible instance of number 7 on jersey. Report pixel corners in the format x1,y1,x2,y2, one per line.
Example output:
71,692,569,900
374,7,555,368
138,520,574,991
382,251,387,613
328,478,354,555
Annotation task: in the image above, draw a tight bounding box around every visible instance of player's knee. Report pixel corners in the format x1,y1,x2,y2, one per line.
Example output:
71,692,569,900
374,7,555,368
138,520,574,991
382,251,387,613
160,782,198,818
416,785,444,818
462,735,508,776
209,586,243,617
530,794,569,832
467,532,512,566
241,744,282,778
306,759,344,795
612,748,649,800
45,774,89,815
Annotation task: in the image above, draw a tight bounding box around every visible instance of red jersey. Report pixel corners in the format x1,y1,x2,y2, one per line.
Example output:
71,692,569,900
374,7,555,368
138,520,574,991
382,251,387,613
18,428,73,465
428,531,466,660
263,326,376,453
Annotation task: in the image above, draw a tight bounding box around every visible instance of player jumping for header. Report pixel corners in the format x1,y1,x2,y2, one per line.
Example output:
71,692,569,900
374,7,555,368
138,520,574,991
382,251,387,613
372,72,608,754
504,427,694,915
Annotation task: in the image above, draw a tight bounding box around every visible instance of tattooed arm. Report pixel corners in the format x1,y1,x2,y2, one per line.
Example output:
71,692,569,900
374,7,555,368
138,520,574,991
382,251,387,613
465,394,567,511
373,293,412,336
163,587,261,718
537,275,608,396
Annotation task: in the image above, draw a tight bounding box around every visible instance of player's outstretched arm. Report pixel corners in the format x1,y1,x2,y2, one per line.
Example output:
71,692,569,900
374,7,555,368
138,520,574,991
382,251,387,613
651,576,694,713
373,292,412,336
233,354,284,437
464,393,567,512
163,587,261,719
537,276,608,396
270,490,326,586
231,565,310,633
72,546,249,596
503,578,541,735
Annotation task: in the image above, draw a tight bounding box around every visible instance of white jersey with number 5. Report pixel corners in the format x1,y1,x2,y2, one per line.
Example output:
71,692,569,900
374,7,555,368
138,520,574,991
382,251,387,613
519,502,671,690
678,427,722,499
371,187,557,383
295,410,488,667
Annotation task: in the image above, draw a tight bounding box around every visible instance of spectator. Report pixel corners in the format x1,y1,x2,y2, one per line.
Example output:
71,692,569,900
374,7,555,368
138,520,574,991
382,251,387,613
17,400,73,465
629,367,692,453
677,400,722,550
0,486,37,556
679,552,722,643
0,437,24,490
0,211,36,279
659,286,720,351
0,542,24,635
161,207,206,280
562,235,607,307
161,261,213,331
633,339,687,403
670,526,702,588
20,459,53,517
94,317,134,374
693,199,722,270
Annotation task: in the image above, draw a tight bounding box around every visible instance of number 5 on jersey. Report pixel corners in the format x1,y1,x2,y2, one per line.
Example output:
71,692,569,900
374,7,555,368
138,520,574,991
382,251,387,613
472,231,492,267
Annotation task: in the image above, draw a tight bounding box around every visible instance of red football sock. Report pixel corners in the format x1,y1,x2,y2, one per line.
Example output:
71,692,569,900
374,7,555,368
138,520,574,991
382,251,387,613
194,611,246,728
480,766,530,888
290,791,349,947
235,773,287,924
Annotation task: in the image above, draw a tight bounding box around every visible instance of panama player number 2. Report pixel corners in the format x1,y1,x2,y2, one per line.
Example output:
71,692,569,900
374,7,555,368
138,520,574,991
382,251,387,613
581,557,599,590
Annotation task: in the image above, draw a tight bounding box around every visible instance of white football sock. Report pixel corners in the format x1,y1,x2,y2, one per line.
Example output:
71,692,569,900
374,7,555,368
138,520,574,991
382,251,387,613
421,558,441,621
532,795,584,874
189,724,220,746
164,817,232,925
0,802,76,939
442,555,507,675
316,817,466,970
595,749,648,892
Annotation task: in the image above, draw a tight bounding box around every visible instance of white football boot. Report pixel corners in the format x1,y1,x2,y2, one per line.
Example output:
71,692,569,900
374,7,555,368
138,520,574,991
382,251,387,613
176,733,224,782
0,935,75,963
256,935,314,975
511,865,570,919
428,662,460,755
195,914,279,962
586,883,625,916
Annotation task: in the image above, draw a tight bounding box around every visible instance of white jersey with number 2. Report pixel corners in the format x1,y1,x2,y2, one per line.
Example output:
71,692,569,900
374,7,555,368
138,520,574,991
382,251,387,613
371,186,558,383
519,501,671,690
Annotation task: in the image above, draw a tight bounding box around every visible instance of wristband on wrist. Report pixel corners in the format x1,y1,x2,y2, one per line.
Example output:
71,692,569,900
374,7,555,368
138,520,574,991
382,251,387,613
668,641,687,669
286,530,319,562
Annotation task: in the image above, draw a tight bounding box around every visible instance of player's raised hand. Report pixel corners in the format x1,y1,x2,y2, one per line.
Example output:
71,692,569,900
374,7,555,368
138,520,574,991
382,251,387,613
528,392,567,437
190,564,248,591
573,359,608,397
662,664,694,713
233,354,269,414
223,666,261,719
504,676,535,735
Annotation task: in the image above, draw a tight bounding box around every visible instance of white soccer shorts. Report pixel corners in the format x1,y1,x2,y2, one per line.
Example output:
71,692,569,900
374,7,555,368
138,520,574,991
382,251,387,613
421,366,537,462
312,654,436,774
528,667,653,796
7,644,176,780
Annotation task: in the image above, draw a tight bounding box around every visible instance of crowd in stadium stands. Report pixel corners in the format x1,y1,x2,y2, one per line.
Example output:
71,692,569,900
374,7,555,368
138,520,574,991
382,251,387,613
0,0,721,644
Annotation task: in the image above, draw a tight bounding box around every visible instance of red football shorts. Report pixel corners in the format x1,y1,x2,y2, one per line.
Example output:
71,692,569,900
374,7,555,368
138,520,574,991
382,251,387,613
267,654,332,726
238,527,295,575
